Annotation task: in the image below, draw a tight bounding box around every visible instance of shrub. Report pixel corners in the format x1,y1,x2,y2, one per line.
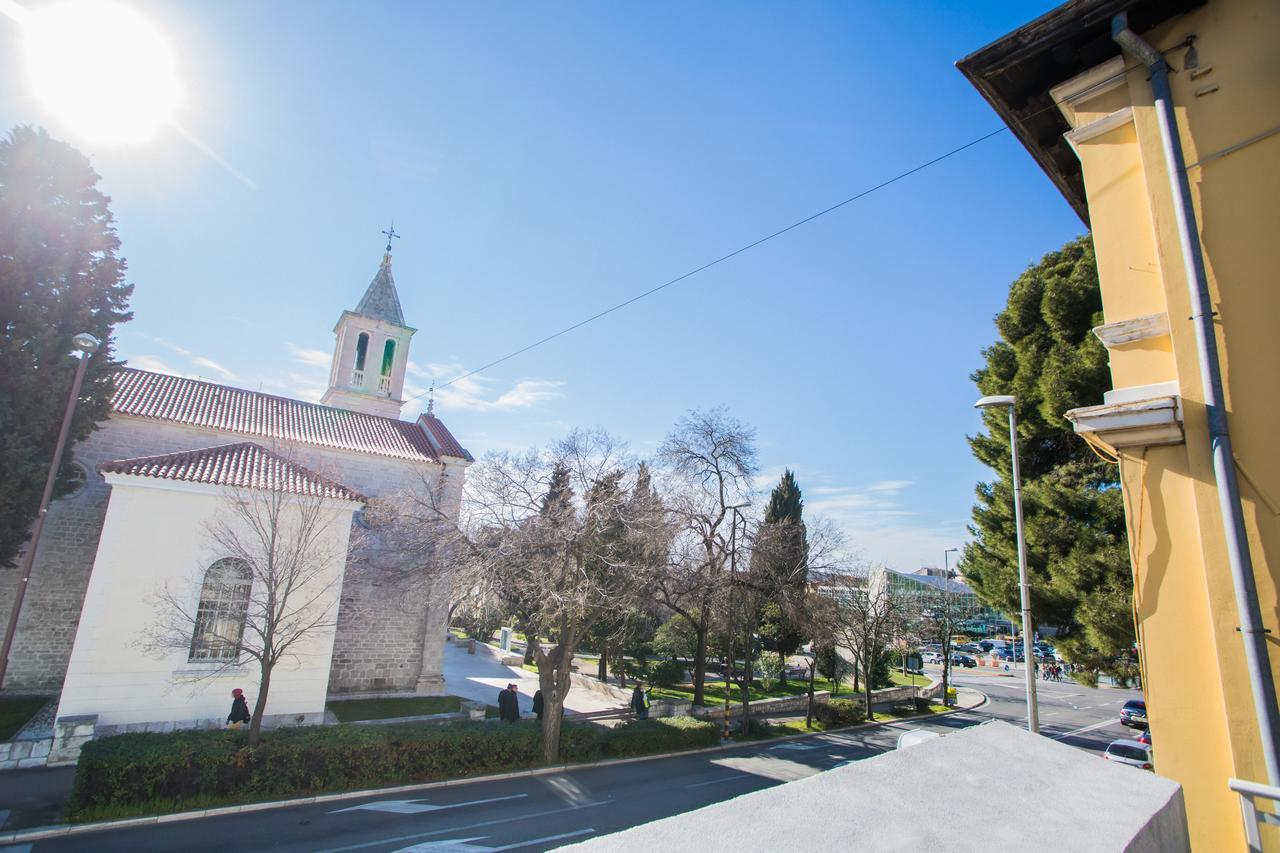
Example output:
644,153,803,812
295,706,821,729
650,658,685,688
602,717,720,758
817,698,865,727
71,715,722,821
756,652,783,692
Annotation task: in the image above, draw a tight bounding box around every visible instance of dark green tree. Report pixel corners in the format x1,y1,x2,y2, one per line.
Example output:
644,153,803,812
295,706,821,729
754,470,809,683
964,235,1134,675
0,125,133,568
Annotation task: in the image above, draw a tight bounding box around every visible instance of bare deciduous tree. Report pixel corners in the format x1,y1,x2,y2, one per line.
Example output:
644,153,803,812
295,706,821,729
147,463,360,745
652,408,756,706
823,566,905,722
910,578,978,706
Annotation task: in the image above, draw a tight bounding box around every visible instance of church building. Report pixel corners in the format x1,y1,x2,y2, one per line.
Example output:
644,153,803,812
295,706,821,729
1,242,470,740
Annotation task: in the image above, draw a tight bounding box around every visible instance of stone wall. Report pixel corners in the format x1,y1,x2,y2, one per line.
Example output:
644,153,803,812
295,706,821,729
0,414,464,696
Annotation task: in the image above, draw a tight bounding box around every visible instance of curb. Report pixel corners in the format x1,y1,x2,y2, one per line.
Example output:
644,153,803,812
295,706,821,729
1,690,989,844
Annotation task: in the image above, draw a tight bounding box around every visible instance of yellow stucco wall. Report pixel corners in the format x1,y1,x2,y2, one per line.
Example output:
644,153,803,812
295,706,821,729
1061,0,1280,848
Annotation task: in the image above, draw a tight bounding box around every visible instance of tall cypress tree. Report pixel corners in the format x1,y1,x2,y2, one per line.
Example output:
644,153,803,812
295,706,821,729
0,125,133,568
755,469,809,681
964,236,1134,674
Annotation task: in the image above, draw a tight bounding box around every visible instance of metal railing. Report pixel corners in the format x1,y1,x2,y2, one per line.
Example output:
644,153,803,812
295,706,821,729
1230,777,1280,852
350,369,365,388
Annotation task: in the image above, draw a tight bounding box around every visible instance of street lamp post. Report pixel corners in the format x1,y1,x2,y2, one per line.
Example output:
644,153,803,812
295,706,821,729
0,333,100,689
974,394,1040,733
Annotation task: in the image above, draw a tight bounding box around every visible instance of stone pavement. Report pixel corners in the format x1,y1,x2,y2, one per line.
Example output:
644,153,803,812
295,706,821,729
440,640,625,717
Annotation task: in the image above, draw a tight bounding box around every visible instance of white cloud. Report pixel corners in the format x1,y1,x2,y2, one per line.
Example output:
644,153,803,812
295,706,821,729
755,470,968,573
127,355,183,376
148,336,234,379
289,345,333,368
406,361,566,413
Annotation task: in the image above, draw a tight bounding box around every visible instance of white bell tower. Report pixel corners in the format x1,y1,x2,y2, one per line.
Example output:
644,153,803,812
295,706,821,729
320,228,416,419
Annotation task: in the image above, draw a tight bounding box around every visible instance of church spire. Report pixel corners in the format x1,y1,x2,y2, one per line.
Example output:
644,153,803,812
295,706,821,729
354,223,406,326
320,230,418,419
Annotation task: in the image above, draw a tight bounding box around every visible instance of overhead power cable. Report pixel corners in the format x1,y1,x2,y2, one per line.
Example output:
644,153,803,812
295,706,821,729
414,57,1148,399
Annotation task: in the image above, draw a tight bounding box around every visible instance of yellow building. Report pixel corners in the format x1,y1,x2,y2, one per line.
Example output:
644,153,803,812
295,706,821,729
959,0,1280,848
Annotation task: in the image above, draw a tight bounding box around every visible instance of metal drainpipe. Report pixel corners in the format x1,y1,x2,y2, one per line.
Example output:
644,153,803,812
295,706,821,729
1112,11,1280,788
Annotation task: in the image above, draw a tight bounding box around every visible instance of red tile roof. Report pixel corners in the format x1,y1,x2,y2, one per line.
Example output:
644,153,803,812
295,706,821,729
99,442,366,502
417,413,475,461
110,367,469,464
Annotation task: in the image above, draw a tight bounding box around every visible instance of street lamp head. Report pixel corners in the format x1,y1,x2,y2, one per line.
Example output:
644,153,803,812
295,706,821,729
974,395,1016,409
71,333,100,355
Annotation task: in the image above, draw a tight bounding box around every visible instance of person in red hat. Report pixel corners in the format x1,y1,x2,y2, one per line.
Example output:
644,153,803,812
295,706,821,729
227,688,251,728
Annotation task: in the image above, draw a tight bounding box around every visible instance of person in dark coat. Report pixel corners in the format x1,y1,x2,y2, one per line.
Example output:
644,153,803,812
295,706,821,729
498,683,520,723
227,688,251,728
631,683,650,719
532,689,545,721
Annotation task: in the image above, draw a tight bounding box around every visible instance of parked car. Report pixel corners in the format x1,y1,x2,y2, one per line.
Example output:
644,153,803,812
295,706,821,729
956,643,983,654
1119,699,1149,730
996,648,1025,662
1137,729,1152,746
1104,739,1153,770
951,654,978,668
923,652,945,664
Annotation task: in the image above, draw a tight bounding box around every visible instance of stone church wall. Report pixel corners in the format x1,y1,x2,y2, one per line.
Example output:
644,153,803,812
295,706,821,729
0,414,461,695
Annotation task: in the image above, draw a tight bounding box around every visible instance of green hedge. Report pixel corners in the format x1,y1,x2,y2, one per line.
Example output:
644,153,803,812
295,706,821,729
602,716,721,758
817,698,865,727
70,716,721,821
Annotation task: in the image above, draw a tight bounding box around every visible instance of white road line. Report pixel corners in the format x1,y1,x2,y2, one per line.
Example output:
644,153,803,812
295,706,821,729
685,774,750,789
392,828,595,852
317,800,610,853
1051,719,1117,740
331,794,527,815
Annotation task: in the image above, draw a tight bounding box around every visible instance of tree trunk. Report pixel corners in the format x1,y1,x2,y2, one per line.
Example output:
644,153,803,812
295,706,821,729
249,663,272,746
597,643,608,683
536,642,575,765
740,646,753,737
691,624,709,706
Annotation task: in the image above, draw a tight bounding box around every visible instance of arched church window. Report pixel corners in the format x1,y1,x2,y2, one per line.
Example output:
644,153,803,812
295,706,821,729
381,339,396,376
354,332,370,372
189,557,252,662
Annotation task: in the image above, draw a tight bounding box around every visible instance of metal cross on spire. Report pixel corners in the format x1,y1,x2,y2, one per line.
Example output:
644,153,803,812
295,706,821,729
426,380,436,416
382,221,401,253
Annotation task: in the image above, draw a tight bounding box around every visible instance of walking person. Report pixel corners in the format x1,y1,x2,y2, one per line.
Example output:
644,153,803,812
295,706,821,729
631,682,650,720
227,688,251,729
532,689,544,721
498,683,520,723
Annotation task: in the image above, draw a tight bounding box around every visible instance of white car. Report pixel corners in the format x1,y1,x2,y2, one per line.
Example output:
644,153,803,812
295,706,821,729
923,652,945,664
1104,738,1153,771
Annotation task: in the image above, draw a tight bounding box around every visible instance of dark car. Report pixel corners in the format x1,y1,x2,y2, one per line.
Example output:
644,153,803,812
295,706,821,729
951,654,978,668
1120,699,1149,730
1137,729,1152,746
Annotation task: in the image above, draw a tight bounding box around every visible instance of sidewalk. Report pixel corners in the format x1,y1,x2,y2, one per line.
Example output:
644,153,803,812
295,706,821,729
0,764,74,832
441,640,625,717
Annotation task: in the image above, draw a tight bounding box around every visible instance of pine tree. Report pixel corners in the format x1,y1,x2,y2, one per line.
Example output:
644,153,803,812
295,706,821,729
754,470,809,682
963,236,1134,674
0,126,133,568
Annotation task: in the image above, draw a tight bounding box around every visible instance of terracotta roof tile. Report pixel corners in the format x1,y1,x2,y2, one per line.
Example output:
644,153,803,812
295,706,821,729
111,367,468,463
417,413,474,461
99,442,366,502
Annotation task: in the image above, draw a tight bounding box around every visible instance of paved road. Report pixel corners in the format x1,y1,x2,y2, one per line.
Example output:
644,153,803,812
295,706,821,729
942,666,1143,756
7,678,1142,853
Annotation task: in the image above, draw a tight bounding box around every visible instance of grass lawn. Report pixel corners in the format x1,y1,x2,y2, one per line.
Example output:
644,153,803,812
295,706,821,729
889,670,933,688
878,702,950,721
650,677,840,708
0,697,47,741
327,695,465,722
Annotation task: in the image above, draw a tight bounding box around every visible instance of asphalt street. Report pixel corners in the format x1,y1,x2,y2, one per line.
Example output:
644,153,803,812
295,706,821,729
6,675,1143,853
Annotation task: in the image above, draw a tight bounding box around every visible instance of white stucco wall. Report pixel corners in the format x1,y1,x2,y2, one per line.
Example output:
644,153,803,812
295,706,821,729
56,475,358,728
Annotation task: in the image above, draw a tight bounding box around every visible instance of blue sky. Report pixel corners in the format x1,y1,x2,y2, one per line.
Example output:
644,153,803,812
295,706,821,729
0,1,1085,571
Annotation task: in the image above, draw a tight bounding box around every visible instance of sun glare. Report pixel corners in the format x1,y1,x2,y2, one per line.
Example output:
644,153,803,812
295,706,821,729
22,0,182,145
